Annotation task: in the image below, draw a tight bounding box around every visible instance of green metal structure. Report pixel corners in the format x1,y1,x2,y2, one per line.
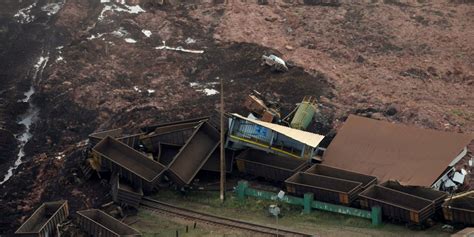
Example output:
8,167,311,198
290,97,317,131
236,181,382,226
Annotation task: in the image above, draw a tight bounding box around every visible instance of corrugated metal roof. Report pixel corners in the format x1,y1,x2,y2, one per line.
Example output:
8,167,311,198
323,115,474,187
231,113,325,147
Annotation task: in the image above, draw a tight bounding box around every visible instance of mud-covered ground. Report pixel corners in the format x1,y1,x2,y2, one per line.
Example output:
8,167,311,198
0,0,473,234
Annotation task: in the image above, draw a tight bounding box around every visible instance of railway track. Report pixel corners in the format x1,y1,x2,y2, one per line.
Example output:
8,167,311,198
141,197,313,237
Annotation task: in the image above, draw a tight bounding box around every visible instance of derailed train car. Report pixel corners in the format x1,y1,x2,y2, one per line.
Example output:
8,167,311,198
93,137,166,192
167,122,220,186
77,209,141,237
15,201,69,237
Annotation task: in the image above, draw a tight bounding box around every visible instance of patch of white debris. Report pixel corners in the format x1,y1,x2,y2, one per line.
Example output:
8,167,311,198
34,56,49,71
203,88,219,96
55,152,65,160
111,27,128,38
14,2,37,24
156,41,204,54
185,37,196,44
41,2,63,16
189,82,220,96
133,86,142,93
55,46,65,63
142,29,152,38
99,2,145,21
87,33,105,40
127,5,145,14
147,89,155,95
124,38,137,44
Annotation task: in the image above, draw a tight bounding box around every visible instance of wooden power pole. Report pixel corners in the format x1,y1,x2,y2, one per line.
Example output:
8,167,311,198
220,77,226,202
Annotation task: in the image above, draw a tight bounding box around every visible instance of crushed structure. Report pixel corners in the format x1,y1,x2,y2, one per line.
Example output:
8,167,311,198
227,113,325,160
322,115,473,189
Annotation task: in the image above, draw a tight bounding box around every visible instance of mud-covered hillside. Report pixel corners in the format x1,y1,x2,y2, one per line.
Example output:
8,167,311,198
0,0,473,233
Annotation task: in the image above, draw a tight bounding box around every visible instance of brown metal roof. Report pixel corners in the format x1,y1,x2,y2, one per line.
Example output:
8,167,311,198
323,115,473,187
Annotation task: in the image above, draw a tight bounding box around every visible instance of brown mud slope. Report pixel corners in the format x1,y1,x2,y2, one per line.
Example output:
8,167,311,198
214,1,474,131
0,0,473,234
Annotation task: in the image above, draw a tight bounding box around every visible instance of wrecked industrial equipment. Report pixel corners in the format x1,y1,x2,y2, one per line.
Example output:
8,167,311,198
289,96,318,131
227,113,325,160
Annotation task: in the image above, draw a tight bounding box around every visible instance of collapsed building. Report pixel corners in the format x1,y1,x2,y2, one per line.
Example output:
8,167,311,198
322,115,474,191
226,113,325,160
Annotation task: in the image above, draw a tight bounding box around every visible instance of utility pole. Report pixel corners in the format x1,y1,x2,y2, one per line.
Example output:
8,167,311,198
219,77,226,202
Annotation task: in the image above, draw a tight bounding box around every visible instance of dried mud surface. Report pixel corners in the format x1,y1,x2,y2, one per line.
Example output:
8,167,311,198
0,0,473,234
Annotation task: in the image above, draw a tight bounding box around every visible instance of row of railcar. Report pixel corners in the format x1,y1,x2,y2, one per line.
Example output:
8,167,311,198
87,117,474,228
234,149,474,226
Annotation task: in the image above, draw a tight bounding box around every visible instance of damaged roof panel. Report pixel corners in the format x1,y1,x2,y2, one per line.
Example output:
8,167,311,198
231,113,324,147
323,115,473,187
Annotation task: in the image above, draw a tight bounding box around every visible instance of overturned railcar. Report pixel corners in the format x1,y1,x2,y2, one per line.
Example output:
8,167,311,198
140,116,209,133
89,128,144,148
167,122,220,186
15,200,69,237
93,137,166,192
111,174,144,209
201,147,235,173
77,209,141,237
140,121,202,152
156,143,181,166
